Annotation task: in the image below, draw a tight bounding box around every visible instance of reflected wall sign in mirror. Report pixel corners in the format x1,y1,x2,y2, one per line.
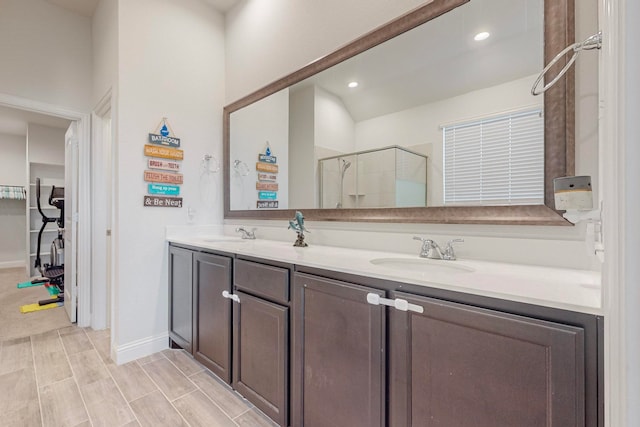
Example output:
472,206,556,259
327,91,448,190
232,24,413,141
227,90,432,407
224,0,575,225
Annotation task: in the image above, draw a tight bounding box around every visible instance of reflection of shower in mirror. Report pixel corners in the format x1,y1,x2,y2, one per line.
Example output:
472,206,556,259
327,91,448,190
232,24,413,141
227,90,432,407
336,158,352,208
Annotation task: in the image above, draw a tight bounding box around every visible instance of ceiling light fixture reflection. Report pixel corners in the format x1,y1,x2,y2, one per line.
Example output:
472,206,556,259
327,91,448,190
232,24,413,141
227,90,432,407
348,81,359,88
474,31,490,41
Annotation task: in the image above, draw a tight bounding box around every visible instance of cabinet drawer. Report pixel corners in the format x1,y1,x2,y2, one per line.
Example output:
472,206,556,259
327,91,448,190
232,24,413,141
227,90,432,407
234,259,289,304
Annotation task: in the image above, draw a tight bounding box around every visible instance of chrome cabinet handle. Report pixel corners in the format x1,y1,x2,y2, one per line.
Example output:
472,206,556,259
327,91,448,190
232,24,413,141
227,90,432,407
221,290,240,303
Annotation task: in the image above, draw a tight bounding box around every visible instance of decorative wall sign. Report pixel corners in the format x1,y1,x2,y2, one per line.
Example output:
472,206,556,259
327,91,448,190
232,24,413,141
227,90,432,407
144,170,184,185
148,183,180,196
258,191,278,200
257,200,279,209
255,142,278,206
256,182,279,191
148,117,181,147
144,195,183,207
144,144,184,160
143,118,183,208
258,154,277,163
258,173,277,182
148,159,181,172
256,162,278,173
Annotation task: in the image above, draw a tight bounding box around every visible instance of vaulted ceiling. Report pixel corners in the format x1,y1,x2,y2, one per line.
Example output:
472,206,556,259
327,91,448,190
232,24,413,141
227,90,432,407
42,0,239,17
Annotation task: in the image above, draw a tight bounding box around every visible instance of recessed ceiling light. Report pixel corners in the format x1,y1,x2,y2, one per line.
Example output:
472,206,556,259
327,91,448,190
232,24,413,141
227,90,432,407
348,81,359,88
474,31,490,41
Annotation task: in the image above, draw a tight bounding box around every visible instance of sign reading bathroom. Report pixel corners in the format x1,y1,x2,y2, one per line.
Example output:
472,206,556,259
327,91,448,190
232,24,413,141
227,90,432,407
256,182,279,191
148,183,180,196
148,159,181,172
144,195,183,208
258,191,278,200
256,162,278,173
148,117,180,147
258,141,277,163
144,170,184,185
258,173,277,182
144,144,184,160
257,200,279,209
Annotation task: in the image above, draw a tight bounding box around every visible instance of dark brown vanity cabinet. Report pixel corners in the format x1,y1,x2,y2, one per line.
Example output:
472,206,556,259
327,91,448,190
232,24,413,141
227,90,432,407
168,245,194,353
291,273,386,427
192,252,233,382
233,259,290,427
388,291,586,427
171,247,600,427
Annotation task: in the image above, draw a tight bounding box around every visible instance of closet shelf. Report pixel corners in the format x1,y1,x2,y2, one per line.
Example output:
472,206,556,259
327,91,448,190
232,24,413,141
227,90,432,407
29,253,50,258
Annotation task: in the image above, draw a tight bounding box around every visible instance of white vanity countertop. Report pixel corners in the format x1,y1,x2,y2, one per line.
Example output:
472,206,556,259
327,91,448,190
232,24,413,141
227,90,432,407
167,235,602,315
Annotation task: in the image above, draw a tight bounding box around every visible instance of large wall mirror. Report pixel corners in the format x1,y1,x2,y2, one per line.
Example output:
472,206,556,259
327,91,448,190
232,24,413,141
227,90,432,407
224,0,575,225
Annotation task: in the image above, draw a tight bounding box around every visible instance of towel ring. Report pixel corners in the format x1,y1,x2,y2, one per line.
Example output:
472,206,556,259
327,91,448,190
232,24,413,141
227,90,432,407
201,154,220,174
531,31,602,96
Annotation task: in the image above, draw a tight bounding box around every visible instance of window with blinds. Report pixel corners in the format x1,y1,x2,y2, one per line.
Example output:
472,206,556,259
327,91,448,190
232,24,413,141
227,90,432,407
442,109,544,206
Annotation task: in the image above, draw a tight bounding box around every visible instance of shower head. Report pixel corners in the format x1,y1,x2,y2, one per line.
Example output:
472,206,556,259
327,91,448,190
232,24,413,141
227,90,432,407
341,159,352,175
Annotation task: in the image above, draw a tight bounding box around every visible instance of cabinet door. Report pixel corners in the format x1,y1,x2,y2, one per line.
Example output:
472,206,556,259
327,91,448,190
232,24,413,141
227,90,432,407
233,291,288,427
292,273,385,427
168,245,193,352
193,252,232,383
389,291,585,427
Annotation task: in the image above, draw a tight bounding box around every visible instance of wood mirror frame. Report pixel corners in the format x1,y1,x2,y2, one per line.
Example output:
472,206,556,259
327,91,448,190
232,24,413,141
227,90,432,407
223,0,574,225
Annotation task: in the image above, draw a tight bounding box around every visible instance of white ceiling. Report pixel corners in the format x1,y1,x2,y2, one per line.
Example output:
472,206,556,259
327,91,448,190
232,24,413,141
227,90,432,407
292,0,543,122
43,0,238,16
0,105,71,137
202,0,240,13
44,0,99,17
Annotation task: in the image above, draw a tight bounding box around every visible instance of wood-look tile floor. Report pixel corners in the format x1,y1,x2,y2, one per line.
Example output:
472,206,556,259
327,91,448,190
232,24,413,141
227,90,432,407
0,327,278,427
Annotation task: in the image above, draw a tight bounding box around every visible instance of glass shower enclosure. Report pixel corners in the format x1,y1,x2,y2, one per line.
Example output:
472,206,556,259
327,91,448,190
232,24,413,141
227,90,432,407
318,145,427,209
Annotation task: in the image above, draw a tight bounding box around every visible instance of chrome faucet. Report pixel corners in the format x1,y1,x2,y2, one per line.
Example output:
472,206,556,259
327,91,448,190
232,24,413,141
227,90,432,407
235,227,256,239
413,237,464,260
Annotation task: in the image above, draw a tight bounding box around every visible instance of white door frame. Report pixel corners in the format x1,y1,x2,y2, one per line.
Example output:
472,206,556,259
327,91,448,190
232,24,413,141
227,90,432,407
64,122,79,323
91,90,115,330
0,92,91,327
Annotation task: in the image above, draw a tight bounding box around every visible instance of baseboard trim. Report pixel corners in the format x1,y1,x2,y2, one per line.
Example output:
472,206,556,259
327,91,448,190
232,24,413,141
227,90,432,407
0,261,26,269
113,332,169,365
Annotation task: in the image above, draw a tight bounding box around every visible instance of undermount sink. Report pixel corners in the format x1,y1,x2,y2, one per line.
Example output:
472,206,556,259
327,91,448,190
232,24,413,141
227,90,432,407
370,257,475,274
199,237,248,243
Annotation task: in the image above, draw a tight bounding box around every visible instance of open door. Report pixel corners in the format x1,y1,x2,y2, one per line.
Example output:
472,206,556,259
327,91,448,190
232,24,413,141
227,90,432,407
64,122,78,322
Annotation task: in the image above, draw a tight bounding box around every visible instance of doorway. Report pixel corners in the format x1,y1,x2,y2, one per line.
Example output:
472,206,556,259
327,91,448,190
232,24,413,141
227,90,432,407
0,92,91,327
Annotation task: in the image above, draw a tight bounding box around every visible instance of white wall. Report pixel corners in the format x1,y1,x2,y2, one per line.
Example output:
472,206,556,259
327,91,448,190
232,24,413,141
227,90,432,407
0,0,92,111
114,0,225,361
0,133,27,185
289,86,315,208
314,87,356,154
92,0,118,106
0,133,27,267
27,124,66,166
229,88,289,210
355,75,542,206
224,0,601,271
225,0,430,103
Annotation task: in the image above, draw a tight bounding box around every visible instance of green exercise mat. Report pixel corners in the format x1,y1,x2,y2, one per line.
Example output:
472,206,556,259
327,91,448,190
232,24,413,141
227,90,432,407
17,280,46,289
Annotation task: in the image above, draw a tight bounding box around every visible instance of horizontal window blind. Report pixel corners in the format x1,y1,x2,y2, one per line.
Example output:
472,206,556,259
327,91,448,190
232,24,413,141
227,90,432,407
443,109,544,206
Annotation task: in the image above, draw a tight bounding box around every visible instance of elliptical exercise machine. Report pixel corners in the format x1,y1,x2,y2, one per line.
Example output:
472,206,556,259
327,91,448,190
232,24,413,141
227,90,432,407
34,177,65,305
